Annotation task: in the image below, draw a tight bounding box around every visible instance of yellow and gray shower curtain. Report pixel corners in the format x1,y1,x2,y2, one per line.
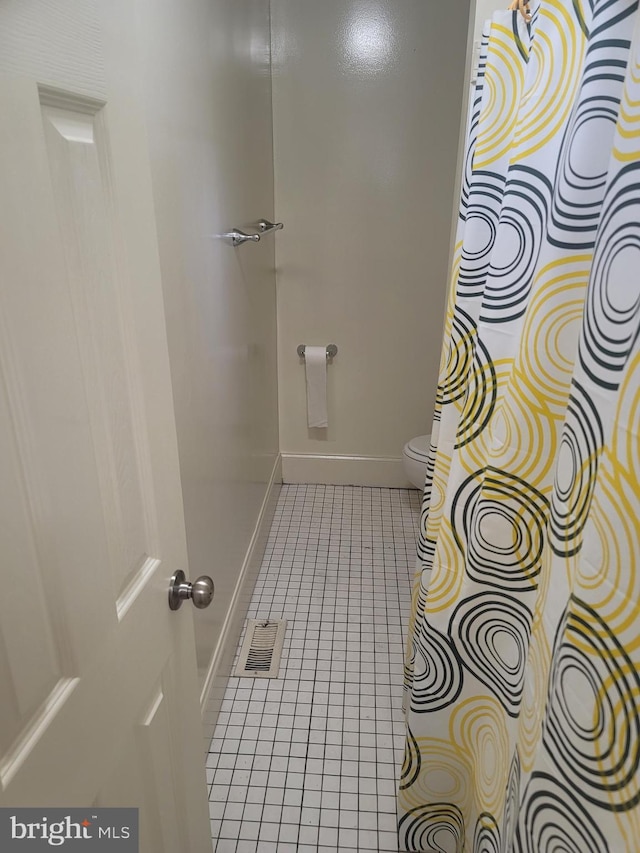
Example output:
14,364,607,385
400,0,640,850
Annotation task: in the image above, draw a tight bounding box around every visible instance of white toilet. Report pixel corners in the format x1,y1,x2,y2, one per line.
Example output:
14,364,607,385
402,434,431,490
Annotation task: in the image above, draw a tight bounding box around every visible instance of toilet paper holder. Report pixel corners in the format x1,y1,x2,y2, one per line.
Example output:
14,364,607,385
297,344,338,359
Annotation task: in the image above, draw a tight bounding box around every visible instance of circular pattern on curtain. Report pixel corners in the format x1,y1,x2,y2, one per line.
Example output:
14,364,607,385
400,1,640,850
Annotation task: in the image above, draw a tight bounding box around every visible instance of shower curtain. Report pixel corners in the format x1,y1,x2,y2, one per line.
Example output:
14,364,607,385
400,0,640,850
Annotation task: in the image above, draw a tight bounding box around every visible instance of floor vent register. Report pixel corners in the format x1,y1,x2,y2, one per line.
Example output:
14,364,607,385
233,619,287,678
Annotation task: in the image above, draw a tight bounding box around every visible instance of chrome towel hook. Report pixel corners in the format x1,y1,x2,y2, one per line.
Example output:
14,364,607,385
222,218,283,247
221,229,261,247
256,218,284,236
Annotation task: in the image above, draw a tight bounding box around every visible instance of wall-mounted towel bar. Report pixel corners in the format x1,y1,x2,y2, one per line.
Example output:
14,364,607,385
222,218,284,247
297,344,338,359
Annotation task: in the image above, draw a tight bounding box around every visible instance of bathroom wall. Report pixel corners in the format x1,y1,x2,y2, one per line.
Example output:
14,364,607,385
134,0,280,697
475,0,510,40
272,0,472,485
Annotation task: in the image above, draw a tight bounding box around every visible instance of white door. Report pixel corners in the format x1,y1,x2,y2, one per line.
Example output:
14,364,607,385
0,2,212,851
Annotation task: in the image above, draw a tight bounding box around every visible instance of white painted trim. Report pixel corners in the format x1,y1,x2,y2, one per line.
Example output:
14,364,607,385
281,453,413,488
200,454,282,717
37,84,105,114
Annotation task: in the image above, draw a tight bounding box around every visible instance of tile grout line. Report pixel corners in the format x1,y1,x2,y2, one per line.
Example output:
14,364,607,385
206,484,421,853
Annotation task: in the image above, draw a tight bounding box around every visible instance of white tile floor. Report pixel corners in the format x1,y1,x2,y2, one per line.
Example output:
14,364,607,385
206,484,421,853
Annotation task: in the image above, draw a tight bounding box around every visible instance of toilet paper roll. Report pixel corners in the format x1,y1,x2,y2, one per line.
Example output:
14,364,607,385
305,346,328,428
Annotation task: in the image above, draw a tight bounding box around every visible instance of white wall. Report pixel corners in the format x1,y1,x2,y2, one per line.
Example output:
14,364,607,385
475,0,510,41
272,0,472,485
134,0,280,689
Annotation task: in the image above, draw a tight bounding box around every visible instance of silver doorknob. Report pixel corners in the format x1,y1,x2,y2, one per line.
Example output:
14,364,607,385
168,570,215,611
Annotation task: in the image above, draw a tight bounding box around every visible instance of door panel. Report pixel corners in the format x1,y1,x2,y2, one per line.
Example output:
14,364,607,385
98,664,196,853
39,89,161,605
0,4,211,851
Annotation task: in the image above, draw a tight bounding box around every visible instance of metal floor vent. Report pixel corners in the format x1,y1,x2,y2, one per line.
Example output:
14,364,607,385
234,619,287,678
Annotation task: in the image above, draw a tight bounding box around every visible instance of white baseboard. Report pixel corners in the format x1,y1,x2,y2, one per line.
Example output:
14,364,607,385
281,453,413,488
200,454,282,720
